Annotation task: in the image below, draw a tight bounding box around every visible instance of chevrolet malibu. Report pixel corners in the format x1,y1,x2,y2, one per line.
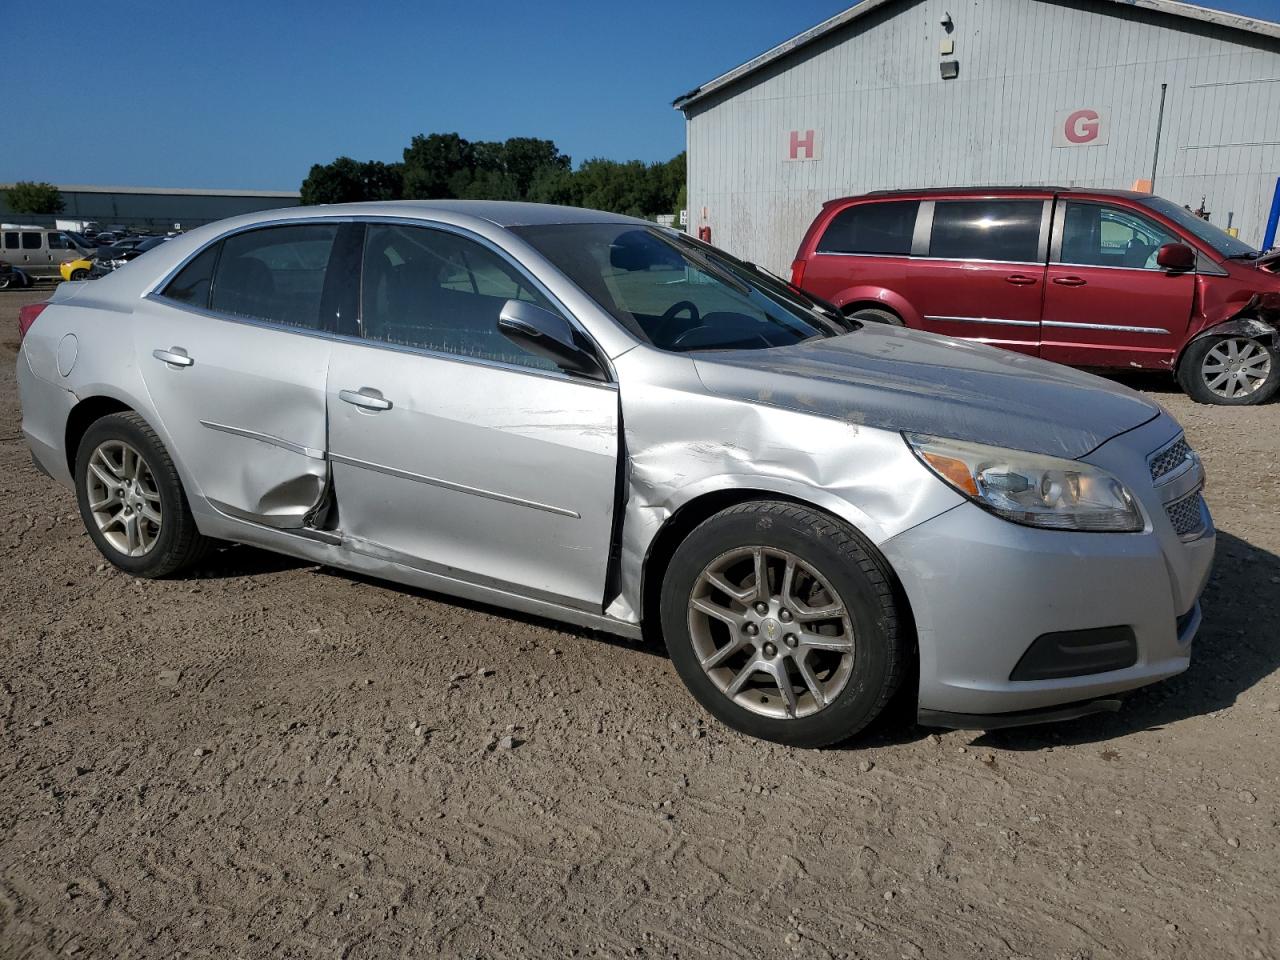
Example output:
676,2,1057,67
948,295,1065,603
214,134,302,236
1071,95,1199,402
16,202,1214,747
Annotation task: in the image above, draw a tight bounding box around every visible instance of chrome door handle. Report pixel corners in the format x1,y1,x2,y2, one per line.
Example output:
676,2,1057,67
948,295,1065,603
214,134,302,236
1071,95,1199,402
152,347,193,367
338,387,392,411
1005,274,1038,285
1053,276,1087,287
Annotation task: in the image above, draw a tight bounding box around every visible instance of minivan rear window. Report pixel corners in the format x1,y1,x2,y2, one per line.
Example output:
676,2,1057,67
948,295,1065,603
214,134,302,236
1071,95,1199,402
929,200,1043,262
817,201,918,256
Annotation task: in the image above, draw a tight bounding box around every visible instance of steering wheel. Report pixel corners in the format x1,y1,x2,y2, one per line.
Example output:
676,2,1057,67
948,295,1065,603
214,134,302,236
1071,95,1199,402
661,300,701,325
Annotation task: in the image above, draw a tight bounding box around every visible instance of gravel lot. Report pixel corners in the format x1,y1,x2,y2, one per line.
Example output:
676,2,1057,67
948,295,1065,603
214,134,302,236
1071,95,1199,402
1,286,1278,960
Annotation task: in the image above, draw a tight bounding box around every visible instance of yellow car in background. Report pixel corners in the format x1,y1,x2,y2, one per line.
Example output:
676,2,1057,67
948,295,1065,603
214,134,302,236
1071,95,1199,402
60,257,94,282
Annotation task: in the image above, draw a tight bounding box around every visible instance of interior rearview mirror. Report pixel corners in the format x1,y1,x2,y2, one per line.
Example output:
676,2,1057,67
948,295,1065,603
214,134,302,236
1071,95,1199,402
497,300,607,381
1155,242,1196,273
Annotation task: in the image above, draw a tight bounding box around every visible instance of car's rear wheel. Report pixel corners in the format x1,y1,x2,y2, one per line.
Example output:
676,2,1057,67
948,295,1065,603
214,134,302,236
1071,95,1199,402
70,268,90,281
0,274,12,290
845,306,903,326
1178,334,1279,405
659,501,907,747
75,412,211,577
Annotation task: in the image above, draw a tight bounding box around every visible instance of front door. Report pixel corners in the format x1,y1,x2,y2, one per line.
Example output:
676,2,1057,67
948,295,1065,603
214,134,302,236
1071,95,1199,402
910,197,1049,356
1041,200,1196,369
326,221,619,610
135,223,341,526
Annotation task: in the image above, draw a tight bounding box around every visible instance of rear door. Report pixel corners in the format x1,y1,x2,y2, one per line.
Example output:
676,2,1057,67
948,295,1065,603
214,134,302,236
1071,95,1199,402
1041,200,1195,369
135,223,342,527
910,197,1050,356
325,221,619,610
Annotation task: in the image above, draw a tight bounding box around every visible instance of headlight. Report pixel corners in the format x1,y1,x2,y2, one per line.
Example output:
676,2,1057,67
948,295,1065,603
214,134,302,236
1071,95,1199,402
905,433,1143,532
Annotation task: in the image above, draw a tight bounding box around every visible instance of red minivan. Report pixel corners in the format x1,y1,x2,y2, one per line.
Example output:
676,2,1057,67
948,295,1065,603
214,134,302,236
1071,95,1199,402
791,187,1280,405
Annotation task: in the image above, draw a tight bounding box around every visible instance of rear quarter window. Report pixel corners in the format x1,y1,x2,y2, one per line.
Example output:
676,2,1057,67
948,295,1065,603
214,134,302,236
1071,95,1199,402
817,201,919,255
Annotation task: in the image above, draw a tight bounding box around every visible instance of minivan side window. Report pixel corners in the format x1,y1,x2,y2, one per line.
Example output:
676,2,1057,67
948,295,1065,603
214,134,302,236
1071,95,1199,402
209,224,338,330
21,232,41,250
47,232,70,250
817,201,919,256
360,223,559,372
161,243,221,308
929,200,1043,262
3,232,18,250
1058,202,1179,270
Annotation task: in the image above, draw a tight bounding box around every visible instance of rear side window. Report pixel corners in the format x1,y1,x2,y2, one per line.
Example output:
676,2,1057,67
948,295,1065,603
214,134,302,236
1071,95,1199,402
3,232,18,250
210,224,338,330
21,232,41,250
929,200,1043,262
817,201,919,255
162,243,221,308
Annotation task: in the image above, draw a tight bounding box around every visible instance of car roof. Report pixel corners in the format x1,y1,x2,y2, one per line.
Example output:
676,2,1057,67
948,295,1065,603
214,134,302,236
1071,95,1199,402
262,199,649,229
829,186,1153,205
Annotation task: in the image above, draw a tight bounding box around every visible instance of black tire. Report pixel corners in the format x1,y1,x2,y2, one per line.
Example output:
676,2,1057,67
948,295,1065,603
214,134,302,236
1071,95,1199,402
69,269,90,281
659,501,907,747
846,306,903,326
0,274,12,290
1177,334,1280,406
74,412,211,577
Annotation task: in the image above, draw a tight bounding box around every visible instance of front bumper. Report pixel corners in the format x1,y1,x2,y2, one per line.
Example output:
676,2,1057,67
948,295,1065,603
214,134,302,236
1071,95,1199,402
881,415,1214,723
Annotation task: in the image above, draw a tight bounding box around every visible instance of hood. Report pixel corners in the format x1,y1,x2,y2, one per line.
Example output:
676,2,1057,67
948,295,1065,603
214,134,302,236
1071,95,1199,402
1256,249,1280,275
693,325,1160,460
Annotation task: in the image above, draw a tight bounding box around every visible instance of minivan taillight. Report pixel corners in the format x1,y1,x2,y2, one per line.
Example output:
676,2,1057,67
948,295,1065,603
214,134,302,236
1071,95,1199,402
790,258,808,289
17,302,48,343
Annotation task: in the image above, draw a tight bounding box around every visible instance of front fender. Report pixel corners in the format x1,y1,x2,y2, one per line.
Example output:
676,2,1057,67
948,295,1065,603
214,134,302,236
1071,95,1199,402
1182,294,1280,362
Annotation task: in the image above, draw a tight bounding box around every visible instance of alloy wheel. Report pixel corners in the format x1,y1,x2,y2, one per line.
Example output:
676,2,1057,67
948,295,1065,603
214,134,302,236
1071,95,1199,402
85,440,163,557
1201,337,1271,399
687,546,855,719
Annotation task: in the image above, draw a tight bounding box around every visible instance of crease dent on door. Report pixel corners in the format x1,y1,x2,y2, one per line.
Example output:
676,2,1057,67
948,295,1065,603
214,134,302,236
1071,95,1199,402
195,417,328,528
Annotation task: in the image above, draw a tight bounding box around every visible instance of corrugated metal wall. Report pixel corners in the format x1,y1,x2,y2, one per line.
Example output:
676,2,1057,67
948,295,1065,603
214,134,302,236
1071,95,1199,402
683,0,1280,272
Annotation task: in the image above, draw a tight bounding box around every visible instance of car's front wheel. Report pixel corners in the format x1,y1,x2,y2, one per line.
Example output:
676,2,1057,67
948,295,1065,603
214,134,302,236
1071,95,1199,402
75,412,211,577
1178,334,1279,405
69,268,90,282
660,501,907,747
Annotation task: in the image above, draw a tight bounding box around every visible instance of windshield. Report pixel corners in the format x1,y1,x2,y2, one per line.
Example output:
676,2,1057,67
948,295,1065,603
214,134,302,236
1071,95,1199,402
1139,196,1259,259
512,223,842,351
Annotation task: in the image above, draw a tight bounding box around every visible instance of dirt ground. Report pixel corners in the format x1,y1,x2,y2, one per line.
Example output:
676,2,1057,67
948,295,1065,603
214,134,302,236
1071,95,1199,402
0,286,1277,960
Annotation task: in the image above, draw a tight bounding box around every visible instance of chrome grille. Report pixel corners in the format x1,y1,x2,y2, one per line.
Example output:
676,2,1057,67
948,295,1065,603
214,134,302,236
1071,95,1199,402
1149,437,1192,484
1166,490,1206,538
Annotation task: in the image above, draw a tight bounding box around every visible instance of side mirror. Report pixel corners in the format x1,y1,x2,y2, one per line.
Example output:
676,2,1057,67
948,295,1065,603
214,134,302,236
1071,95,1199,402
497,299,607,381
1156,242,1196,273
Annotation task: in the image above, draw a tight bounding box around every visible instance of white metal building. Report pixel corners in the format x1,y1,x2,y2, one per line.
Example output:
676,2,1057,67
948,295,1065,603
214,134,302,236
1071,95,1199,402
674,0,1280,273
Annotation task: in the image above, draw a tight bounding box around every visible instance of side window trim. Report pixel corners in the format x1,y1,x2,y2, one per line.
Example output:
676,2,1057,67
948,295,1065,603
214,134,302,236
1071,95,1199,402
145,215,614,385
353,218,613,382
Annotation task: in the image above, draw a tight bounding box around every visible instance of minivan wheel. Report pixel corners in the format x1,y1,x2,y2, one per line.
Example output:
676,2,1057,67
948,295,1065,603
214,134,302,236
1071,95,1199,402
846,306,903,326
1178,335,1279,405
660,501,906,747
75,412,211,577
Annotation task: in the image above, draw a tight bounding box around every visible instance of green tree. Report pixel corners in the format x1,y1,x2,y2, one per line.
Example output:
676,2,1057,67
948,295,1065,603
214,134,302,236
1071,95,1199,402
301,158,403,205
500,138,570,199
402,133,474,199
5,181,64,215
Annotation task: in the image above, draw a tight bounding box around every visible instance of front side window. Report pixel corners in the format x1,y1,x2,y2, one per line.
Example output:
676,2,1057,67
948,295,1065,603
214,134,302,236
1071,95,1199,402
817,200,919,256
512,223,837,352
359,224,559,371
929,200,1043,262
21,232,41,250
47,232,70,250
209,224,337,329
1059,202,1178,270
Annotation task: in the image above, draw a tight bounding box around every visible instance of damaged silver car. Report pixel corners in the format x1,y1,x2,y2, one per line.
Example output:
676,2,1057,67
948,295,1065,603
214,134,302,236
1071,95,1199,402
17,202,1215,746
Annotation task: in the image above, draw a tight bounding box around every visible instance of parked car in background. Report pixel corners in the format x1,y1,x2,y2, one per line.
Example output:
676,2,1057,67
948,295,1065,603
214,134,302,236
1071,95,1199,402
93,232,120,246
1,226,96,281
791,188,1280,405
16,201,1213,746
59,255,95,282
61,236,171,282
0,259,13,288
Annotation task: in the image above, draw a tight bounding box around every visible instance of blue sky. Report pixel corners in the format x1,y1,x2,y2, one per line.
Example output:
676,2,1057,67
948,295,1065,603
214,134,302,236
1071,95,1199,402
5,0,1277,191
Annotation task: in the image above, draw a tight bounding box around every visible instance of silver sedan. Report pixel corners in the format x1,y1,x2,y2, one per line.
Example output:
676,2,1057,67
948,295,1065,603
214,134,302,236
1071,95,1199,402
16,202,1215,746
